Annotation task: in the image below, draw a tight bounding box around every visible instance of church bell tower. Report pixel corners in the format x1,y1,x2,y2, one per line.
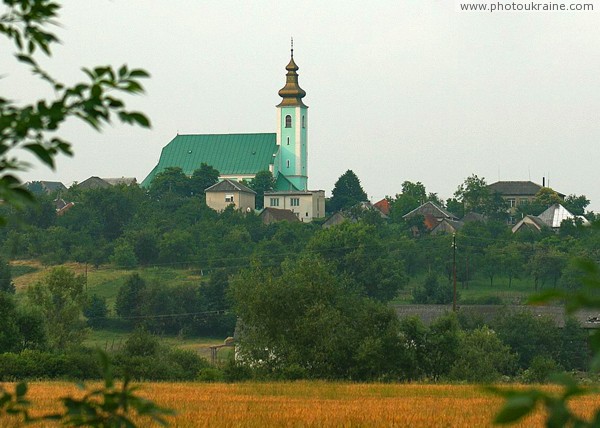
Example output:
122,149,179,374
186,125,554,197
276,40,308,191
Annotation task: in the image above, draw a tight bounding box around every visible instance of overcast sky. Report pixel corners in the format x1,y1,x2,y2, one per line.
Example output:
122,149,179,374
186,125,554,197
3,1,600,210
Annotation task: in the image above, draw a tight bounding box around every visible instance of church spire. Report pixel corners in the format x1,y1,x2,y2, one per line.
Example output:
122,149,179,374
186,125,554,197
277,40,307,108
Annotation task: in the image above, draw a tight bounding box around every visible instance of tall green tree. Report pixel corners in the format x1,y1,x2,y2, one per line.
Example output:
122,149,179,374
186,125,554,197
534,187,563,207
0,257,14,294
149,167,191,199
231,255,405,380
388,181,428,220
190,163,220,196
454,174,507,219
248,170,275,209
0,292,21,352
115,273,146,320
27,267,87,350
328,170,368,212
0,0,150,212
563,194,590,216
306,222,407,302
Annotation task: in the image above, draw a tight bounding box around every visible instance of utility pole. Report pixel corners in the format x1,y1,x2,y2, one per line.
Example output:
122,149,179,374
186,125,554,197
452,233,457,312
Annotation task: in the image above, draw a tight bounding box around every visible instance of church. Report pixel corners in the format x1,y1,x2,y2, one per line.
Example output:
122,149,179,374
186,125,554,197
141,46,325,222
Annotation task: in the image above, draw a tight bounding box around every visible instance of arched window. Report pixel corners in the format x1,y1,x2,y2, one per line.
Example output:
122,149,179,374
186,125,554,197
286,137,290,145
286,160,290,168
302,115,305,128
285,115,292,128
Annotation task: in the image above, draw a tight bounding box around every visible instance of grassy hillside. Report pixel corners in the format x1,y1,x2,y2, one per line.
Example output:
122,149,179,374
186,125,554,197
11,260,204,310
11,260,232,358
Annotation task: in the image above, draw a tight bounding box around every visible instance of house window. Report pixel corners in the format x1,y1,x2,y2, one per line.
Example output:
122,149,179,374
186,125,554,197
286,160,290,168
225,194,234,203
302,115,305,128
519,198,528,205
285,115,292,128
270,198,280,207
286,137,290,145
507,198,516,208
290,198,300,206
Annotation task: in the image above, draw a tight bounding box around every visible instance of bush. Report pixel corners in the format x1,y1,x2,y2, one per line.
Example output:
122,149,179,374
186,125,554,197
168,348,210,379
222,358,253,382
413,272,455,304
448,327,517,383
198,367,224,382
521,356,562,383
0,349,100,380
122,329,160,357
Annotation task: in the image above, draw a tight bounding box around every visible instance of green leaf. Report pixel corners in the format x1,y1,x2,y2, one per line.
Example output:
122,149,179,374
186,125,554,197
23,143,55,168
16,54,35,66
129,69,150,78
15,383,27,398
127,112,150,128
494,395,537,424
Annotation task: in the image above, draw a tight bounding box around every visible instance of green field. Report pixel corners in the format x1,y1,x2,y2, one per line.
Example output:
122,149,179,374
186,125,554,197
397,273,539,305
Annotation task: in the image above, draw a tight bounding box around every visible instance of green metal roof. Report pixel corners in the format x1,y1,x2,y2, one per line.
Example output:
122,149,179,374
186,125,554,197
273,173,300,191
142,133,277,187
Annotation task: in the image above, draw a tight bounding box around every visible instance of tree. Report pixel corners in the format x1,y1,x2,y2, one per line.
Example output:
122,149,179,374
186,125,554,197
231,256,405,380
449,326,517,382
534,187,563,207
84,294,108,328
0,0,150,211
493,310,559,370
328,170,368,212
115,273,146,320
388,181,427,221
563,194,590,216
190,163,220,196
0,257,14,293
27,266,87,350
149,167,191,199
445,197,464,218
454,174,490,213
0,292,21,352
412,271,454,304
306,222,407,302
454,174,507,219
248,170,275,209
528,245,566,290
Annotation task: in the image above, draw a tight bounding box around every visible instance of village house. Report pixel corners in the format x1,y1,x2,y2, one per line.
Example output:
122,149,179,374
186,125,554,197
205,179,256,212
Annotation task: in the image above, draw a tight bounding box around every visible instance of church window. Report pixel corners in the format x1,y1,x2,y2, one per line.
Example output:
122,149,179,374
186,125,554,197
286,160,290,168
270,198,280,207
225,194,234,203
291,198,300,206
286,137,290,145
285,115,292,128
302,115,305,128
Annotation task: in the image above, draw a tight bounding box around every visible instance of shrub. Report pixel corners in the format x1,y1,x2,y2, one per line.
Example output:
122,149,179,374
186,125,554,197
198,367,224,382
521,356,562,384
122,329,160,357
222,358,253,382
448,327,517,383
413,272,455,304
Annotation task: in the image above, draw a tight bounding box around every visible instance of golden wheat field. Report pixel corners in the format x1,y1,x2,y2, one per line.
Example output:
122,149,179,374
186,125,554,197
2,381,600,427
